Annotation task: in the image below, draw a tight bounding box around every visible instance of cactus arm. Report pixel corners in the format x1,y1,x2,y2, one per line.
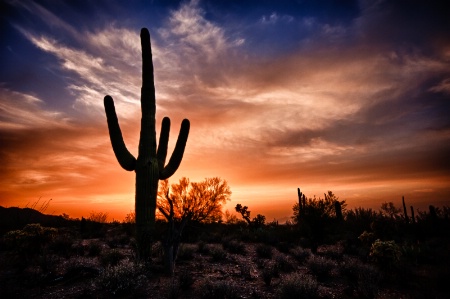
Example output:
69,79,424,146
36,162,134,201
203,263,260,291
104,95,136,171
157,117,171,170
159,119,190,180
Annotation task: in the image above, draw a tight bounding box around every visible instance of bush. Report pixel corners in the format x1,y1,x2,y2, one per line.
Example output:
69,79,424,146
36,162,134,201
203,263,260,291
3,224,57,256
240,262,252,280
88,241,103,256
369,239,401,269
179,270,195,290
256,244,273,259
222,239,246,255
262,263,277,286
274,254,295,273
97,259,147,296
100,249,125,266
208,244,227,261
340,256,363,284
358,231,375,246
197,279,239,299
276,241,292,253
307,255,337,280
89,211,108,223
106,234,130,248
357,263,382,298
277,273,319,299
48,234,74,257
289,246,311,264
318,244,344,261
197,241,208,254
177,243,197,261
340,256,382,298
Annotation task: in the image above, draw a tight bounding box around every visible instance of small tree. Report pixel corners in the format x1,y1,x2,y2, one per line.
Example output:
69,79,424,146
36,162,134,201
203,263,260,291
157,177,231,273
380,202,401,219
235,204,266,228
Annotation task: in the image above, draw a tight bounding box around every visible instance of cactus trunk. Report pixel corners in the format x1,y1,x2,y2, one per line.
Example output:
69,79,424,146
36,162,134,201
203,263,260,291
410,206,416,224
104,28,190,260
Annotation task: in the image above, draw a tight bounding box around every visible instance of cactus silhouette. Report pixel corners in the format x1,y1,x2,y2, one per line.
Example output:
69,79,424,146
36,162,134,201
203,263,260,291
104,28,190,260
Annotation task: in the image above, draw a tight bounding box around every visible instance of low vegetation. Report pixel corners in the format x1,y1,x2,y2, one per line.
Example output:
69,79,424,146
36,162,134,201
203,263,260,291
1,192,449,298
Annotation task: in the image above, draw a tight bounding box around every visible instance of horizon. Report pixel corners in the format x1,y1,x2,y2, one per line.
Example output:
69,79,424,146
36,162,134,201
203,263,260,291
1,0,449,222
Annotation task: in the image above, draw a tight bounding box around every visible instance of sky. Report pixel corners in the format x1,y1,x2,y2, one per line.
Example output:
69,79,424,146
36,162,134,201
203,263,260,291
1,0,449,222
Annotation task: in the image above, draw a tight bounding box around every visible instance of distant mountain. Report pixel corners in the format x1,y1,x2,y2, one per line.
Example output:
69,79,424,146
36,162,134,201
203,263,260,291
0,206,72,235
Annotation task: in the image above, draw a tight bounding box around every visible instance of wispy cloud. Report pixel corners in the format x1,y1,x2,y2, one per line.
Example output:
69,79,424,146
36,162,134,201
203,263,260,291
1,0,449,220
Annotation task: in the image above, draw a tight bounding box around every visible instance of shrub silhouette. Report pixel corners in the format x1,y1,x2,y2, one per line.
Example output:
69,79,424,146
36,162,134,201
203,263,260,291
277,273,319,299
4,223,57,258
369,239,401,270
104,28,190,260
96,259,147,296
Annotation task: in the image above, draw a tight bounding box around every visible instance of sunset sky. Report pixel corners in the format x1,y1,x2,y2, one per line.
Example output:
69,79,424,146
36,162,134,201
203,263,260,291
1,0,449,222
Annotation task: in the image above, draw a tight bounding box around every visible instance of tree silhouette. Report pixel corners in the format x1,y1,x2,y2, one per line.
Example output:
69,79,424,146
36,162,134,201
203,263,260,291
235,204,266,228
157,177,231,273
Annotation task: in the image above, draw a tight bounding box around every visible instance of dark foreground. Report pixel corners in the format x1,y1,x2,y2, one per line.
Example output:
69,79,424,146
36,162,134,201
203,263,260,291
0,207,449,298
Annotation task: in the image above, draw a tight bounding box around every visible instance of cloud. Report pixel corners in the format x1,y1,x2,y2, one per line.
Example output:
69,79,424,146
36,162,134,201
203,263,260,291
2,0,450,219
0,87,69,130
260,12,294,25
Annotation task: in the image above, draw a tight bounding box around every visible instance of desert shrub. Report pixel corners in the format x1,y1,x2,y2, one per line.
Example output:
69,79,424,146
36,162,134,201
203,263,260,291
48,234,74,257
318,244,344,261
106,234,130,248
101,249,125,266
307,255,337,280
276,241,292,253
358,231,375,246
166,279,180,299
3,223,57,257
340,256,363,284
97,259,147,296
289,246,311,264
179,270,195,290
197,241,208,254
274,254,295,273
71,242,86,256
357,263,382,298
256,244,273,259
222,239,246,254
208,244,227,261
340,256,382,298
88,241,103,256
151,241,164,258
369,239,401,269
262,262,278,286
177,243,197,261
89,211,109,223
197,279,239,299
240,262,252,280
345,208,380,233
277,273,319,299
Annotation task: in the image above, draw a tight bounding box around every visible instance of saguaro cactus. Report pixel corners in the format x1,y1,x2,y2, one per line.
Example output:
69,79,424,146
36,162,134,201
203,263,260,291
297,187,306,217
402,196,409,223
104,28,190,260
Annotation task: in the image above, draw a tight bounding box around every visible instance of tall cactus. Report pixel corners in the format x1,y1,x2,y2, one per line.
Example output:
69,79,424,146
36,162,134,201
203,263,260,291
402,196,409,223
103,28,190,260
